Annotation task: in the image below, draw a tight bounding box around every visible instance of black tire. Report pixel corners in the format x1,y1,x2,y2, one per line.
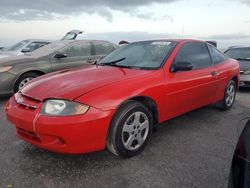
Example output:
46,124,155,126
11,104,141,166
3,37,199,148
218,80,237,110
107,100,153,158
14,72,41,93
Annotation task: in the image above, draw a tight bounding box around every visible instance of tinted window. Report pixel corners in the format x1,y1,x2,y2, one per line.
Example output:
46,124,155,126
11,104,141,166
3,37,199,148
94,41,115,55
225,47,250,60
62,42,91,57
175,42,212,70
208,44,227,64
98,41,177,69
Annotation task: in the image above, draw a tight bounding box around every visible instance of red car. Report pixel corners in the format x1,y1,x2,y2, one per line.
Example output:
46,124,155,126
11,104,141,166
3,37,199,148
6,39,240,158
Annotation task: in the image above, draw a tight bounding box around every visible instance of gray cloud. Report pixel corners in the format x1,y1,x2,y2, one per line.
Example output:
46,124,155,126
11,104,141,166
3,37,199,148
0,0,178,21
132,12,173,22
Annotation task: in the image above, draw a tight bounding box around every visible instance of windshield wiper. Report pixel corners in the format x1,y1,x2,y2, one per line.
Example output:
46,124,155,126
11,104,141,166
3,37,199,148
100,57,126,66
98,57,142,69
236,58,250,61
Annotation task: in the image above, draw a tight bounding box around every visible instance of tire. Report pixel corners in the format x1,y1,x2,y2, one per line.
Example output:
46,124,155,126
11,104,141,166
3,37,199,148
218,80,237,110
107,101,153,158
14,72,41,93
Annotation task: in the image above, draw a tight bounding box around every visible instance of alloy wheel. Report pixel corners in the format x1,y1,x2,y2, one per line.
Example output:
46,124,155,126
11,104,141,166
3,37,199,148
225,83,235,107
122,111,149,151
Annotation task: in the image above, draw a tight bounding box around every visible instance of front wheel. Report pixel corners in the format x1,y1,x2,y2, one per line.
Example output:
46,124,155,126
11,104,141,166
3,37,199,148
14,72,41,93
219,80,237,110
107,101,153,158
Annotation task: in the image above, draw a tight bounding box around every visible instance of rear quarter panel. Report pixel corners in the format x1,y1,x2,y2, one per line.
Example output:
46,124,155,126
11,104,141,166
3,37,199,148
213,58,240,103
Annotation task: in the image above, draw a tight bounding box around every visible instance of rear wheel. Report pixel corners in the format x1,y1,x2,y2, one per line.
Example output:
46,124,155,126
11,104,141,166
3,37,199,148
107,101,153,158
14,72,41,93
218,80,236,110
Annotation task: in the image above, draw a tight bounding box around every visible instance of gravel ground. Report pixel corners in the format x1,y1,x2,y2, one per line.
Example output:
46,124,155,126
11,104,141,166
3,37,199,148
0,89,249,188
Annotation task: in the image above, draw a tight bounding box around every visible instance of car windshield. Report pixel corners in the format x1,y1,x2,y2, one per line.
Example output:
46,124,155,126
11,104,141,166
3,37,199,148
225,47,250,61
30,41,69,56
6,40,30,51
98,41,177,69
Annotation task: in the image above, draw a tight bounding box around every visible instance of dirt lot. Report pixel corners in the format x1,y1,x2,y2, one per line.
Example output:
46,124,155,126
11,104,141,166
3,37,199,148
0,89,249,188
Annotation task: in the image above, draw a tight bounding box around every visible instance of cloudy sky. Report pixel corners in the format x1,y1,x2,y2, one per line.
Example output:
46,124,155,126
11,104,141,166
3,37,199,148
0,0,250,48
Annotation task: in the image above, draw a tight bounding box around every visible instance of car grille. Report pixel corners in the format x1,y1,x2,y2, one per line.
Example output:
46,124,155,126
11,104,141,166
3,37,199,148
245,81,250,86
15,92,41,111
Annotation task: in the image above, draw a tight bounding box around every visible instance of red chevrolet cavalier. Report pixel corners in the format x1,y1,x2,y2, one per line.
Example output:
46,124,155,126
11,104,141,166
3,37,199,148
6,39,240,158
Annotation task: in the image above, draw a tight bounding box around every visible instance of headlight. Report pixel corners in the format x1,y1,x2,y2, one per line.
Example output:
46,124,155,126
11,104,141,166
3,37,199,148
41,99,89,116
0,66,12,73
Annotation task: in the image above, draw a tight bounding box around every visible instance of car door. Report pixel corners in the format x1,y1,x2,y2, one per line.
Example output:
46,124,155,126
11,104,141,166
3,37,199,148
92,41,116,62
162,42,220,120
51,41,94,72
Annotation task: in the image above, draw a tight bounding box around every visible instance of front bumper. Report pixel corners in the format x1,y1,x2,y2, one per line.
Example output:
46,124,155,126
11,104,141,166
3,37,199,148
240,74,250,87
0,71,16,96
6,95,114,154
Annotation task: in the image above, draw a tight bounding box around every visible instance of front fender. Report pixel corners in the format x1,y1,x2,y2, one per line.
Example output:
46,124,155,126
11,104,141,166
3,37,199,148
74,70,164,112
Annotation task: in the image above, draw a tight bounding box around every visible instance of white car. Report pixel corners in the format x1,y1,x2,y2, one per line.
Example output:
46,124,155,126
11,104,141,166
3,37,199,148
0,39,51,59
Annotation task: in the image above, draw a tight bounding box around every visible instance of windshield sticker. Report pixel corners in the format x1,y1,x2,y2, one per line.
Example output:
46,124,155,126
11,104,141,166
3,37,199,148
151,41,171,45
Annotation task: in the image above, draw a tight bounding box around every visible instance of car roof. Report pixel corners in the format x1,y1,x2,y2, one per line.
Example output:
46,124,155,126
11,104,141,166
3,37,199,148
128,39,205,44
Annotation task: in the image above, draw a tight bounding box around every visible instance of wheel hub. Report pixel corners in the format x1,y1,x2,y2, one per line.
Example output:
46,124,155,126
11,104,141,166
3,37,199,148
122,111,149,151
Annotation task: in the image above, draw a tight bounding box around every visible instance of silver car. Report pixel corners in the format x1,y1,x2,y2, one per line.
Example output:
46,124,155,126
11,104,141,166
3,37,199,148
225,46,250,87
0,39,51,59
0,40,117,95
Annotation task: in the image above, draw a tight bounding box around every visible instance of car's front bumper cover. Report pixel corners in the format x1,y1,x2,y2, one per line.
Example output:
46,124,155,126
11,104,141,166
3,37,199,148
0,71,16,96
6,95,114,154
240,74,250,87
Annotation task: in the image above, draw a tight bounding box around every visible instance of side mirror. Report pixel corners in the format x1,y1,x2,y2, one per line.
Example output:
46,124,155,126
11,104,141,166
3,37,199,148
54,53,67,59
21,47,31,53
171,61,193,72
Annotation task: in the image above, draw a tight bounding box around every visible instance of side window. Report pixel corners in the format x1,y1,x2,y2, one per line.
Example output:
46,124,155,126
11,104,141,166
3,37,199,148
175,42,212,70
26,42,50,52
61,42,91,57
93,41,115,56
207,44,227,64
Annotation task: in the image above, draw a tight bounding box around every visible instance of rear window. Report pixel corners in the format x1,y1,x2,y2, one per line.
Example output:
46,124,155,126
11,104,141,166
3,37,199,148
207,44,227,64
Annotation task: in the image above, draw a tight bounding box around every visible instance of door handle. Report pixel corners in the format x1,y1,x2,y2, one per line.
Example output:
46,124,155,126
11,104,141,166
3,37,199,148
211,71,218,77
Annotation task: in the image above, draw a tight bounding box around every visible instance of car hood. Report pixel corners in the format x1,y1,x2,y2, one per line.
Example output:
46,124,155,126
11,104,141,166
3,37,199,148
0,54,12,59
0,54,39,66
21,65,153,101
239,60,250,71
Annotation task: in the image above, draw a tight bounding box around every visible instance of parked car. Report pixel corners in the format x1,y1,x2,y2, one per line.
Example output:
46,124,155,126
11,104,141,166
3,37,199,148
228,119,250,188
61,30,83,40
0,40,117,95
0,39,51,59
224,46,250,87
6,39,239,158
